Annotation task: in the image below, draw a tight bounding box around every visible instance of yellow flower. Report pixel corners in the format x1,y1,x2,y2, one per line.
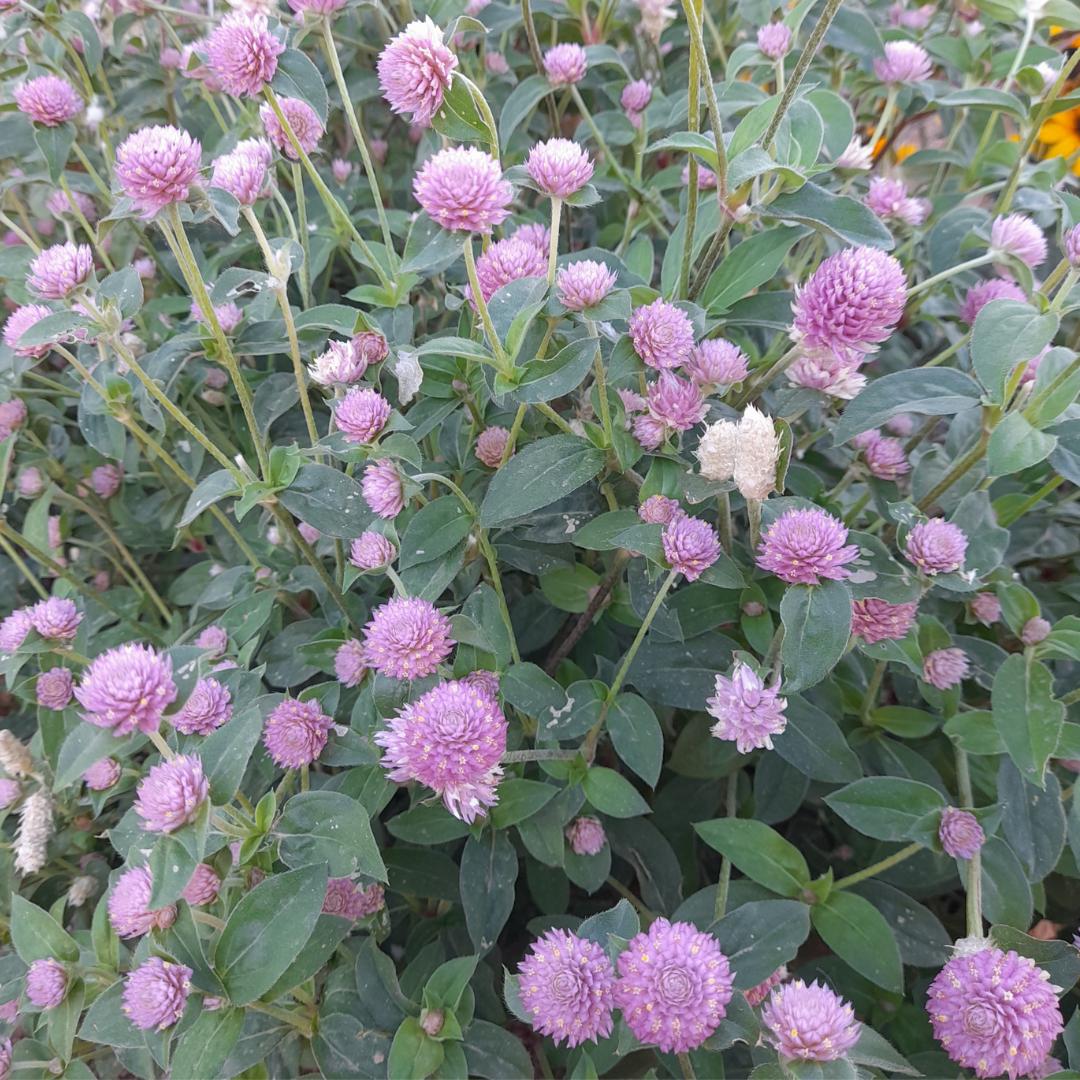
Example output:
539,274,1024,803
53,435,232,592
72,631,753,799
894,142,918,163
1039,105,1080,174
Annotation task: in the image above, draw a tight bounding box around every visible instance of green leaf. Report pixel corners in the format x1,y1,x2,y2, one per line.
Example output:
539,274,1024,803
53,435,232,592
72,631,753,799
992,654,1065,787
34,123,75,182
11,895,79,964
215,864,328,1004
462,1020,533,1080
511,339,598,404
713,900,811,988
147,834,200,908
608,693,663,787
582,766,651,818
702,226,808,313
479,435,605,527
694,819,810,898
432,74,490,144
460,833,517,953
498,74,551,146
825,777,945,841
272,48,329,121
988,925,1080,991
170,1007,244,1080
278,464,373,538
780,581,851,692
849,1027,921,1076
489,779,558,828
201,696,267,804
54,724,143,791
773,697,862,782
179,472,241,528
937,87,1025,117
387,803,471,845
971,300,1058,404
399,496,474,570
980,836,1033,929
987,413,1057,476
500,662,569,722
766,182,894,249
275,790,387,881
423,955,478,1011
810,890,903,993
388,1016,444,1080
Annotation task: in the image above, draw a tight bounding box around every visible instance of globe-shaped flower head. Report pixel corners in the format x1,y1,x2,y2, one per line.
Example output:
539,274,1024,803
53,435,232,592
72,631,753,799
413,146,512,233
181,863,221,906
685,339,749,387
107,866,177,938
873,40,932,83
29,597,82,641
614,918,734,1053
865,177,929,227
28,242,94,299
621,79,652,126
83,757,122,790
262,697,334,768
37,667,74,710
174,678,232,735
543,43,587,85
122,958,192,1031
566,816,606,855
335,388,392,444
927,946,1063,1079
923,647,969,690
350,531,396,571
939,806,985,859
960,278,1025,325
205,13,284,97
662,514,720,581
15,75,83,126
757,21,792,59
526,138,594,199
377,18,457,126
851,598,918,643
4,305,55,359
362,459,405,518
905,518,967,575
470,236,546,304
75,643,178,736
334,639,367,687
629,298,695,370
26,958,68,1009
707,662,788,753
375,677,507,822
322,877,385,919
1065,223,1080,268
134,754,209,833
259,97,324,159
516,929,616,1047
210,145,269,206
475,426,511,467
990,214,1047,270
362,596,454,680
762,980,861,1062
115,126,202,217
557,260,618,311
756,508,860,585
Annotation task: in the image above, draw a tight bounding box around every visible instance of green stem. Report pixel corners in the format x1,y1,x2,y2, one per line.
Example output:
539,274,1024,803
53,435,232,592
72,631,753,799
0,532,49,599
546,198,563,285
463,236,511,369
480,532,521,664
713,770,737,922
607,569,677,706
916,430,989,511
908,253,993,299
501,749,579,763
586,324,613,449
676,1052,697,1080
860,660,886,721
954,746,984,938
290,162,314,309
923,331,971,369
679,0,701,300
867,86,898,152
998,475,1064,527
731,345,800,408
833,841,921,890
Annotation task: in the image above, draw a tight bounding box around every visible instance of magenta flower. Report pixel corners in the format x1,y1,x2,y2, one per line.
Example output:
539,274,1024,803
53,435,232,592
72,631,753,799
757,21,792,58
47,189,97,222
332,158,352,184
3,304,53,359
517,929,616,1047
470,236,546,304
629,298,695,370
788,352,866,400
556,260,618,311
362,459,405,518
851,598,918,643
939,806,984,859
1022,616,1052,646
28,242,94,299
922,647,969,690
180,863,221,905
335,388,392,445
662,513,719,581
350,531,396,570
108,866,177,938
707,662,788,753
852,429,909,480
28,597,81,641
873,40,932,83
288,0,345,13
334,639,367,687
464,669,500,699
354,331,389,367
134,754,209,833
615,917,734,1053
309,339,368,386
970,592,1001,625
476,426,511,467
115,126,202,216
762,980,861,1062
174,678,232,735
14,75,82,126
565,815,606,855
685,338,749,387
260,97,324,159
515,222,550,252
683,160,719,189
122,957,192,1031
195,625,228,655
960,277,1026,325
1065,223,1080,267
26,958,67,1009
0,400,27,443
621,79,652,126
413,146,513,233
362,596,453,680
745,966,788,1007
990,213,1047,269
205,12,283,97
864,177,929,227
91,463,123,498
210,145,269,206
526,138,594,199
543,43,588,85
905,518,967,575
927,946,1063,1079
377,18,457,126
322,877,385,919
83,757,121,790
262,697,334,768
638,373,707,446
756,507,860,585
75,643,178,736
37,667,74,710
639,494,681,524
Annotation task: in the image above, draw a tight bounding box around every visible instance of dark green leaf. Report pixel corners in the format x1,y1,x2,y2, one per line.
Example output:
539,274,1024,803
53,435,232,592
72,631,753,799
810,890,903,993
275,790,387,881
780,581,851,692
694,819,810,898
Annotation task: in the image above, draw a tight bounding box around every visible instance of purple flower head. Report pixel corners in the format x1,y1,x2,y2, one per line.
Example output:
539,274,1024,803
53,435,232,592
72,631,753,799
334,639,367,687
643,373,708,442
762,980,861,1062
108,866,177,937
905,518,967,575
621,79,652,125
851,598,918,643
614,918,734,1053
476,426,511,467
756,507,860,585
335,387,392,445
543,43,587,85
745,966,788,1007
377,18,457,126
1065,224,1080,268
205,12,283,97
75,643,178,736
37,667,74,710
0,400,27,442
174,678,232,736
47,189,97,222
26,958,67,1009
362,596,453,680
927,946,1063,1079
639,494,681,524
29,597,82,641
17,467,43,498
566,815,606,855
970,592,1001,625
15,75,82,126
556,259,618,311
873,40,932,83
375,678,507,822
28,242,94,299
707,662,788,753
0,778,20,808
853,430,910,480
259,97,324,159
788,352,867,399
471,236,546,305
2,306,52,359
210,145,269,206
865,177,929,227
923,647,969,690
288,0,346,14
263,697,334,768
757,21,792,58
939,806,984,859
515,221,550,253
195,625,228,656
83,757,122,790
350,531,397,571
663,514,720,581
526,138,594,199
686,338,749,387
990,214,1047,270
115,126,202,216
362,459,405,518
322,877,385,919
413,146,512,234
332,158,352,184
629,299,695,370
123,957,192,1031
180,863,221,905
517,929,616,1047
463,668,500,700
134,754,209,833
960,277,1026,325
91,463,123,499
1021,616,1052,646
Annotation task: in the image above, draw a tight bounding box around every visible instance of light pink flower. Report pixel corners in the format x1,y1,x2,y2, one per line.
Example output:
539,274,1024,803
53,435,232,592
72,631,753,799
195,625,228,655
210,145,269,205
470,236,546,304
873,40,932,83
334,639,367,687
174,678,232,735
990,213,1047,269
922,647,969,690
335,387,392,444
683,160,718,189
745,966,788,1007
362,596,453,680
629,298,695,370
15,75,82,126
263,697,334,768
565,815,606,855
960,278,1025,325
864,177,929,227
28,242,93,299
905,518,967,575
851,598,918,643
853,429,909,480
526,138,594,198
350,531,396,570
639,494,681,524
636,374,706,448
75,643,178,736
362,459,405,518
556,260,617,311
757,507,859,585
377,18,457,126
970,592,1001,625
37,667,74,710
181,863,221,905
686,339,749,386
757,21,792,58
707,662,787,753
322,877,385,919
260,97,324,159
413,146,512,233
476,426,511,467
1021,616,1052,646
332,158,351,184
134,754,209,833
205,12,283,96
621,79,651,125
46,189,97,222
83,757,122,790
115,126,202,216
91,463,123,498
939,806,984,859
17,467,43,497
1065,223,1080,267
288,0,346,13
3,305,54,359
662,513,720,581
543,43,587,85
26,958,68,1009
108,866,177,937
0,779,20,808
122,957,192,1031
29,597,81,640
309,339,368,386
762,980,861,1062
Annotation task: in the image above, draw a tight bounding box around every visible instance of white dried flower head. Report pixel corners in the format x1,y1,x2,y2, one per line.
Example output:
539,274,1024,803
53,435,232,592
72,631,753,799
697,419,739,481
0,730,34,778
68,875,97,907
14,790,54,875
835,138,873,171
733,405,780,501
394,349,423,404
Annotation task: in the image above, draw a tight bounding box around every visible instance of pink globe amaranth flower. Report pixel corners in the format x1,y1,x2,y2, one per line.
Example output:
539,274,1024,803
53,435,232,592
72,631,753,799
851,597,918,643
0,400,27,443
788,352,867,400
621,79,652,125
195,624,228,655
37,667,74,710
663,514,720,581
205,11,283,96
618,388,647,418
334,638,367,688
1065,223,1080,268
464,669,500,700
526,138,594,199
543,43,587,85
27,242,94,299
566,815,606,855
629,298,696,370
745,966,788,1008
939,806,984,859
362,596,453,680
683,160,719,189
791,246,907,363
289,0,345,13
470,236,546,305
685,338,749,387
350,531,396,570
639,494,681,524
970,592,1001,625
26,958,67,1009
990,213,1047,270
756,507,860,585
0,778,18,808
476,426,511,467
362,458,405,518
332,157,352,185
1021,616,1052,645
263,696,334,768
46,188,97,222
707,661,788,753
1018,345,1049,388
192,300,243,334
757,21,792,58
29,597,82,641
14,75,83,126
923,647,970,690
115,126,202,217
299,521,320,545
377,18,457,126
632,412,668,450
354,330,389,367
335,387,392,445
889,2,935,27
556,260,618,311
123,957,192,1031
864,177,928,227
960,277,1026,325
927,946,1063,1079
108,866,177,937
17,466,44,498
905,518,968,575
91,463,123,498
75,643,178,736
260,97,324,160
210,146,269,206
174,677,232,735
615,918,734,1053
413,146,513,234
322,877,385,919
486,51,509,75
134,754,209,833
762,979,861,1062
643,373,707,441
515,221,550,253
309,339,366,386
180,863,221,905
517,929,616,1047
83,756,122,790
853,429,909,480
3,304,53,359
874,40,932,83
